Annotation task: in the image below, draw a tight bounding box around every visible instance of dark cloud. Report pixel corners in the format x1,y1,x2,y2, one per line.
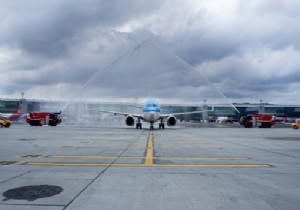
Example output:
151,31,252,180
173,38,238,66
0,0,163,57
76,42,223,100
0,0,300,105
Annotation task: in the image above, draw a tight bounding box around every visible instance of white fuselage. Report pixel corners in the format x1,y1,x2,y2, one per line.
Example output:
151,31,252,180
143,111,160,123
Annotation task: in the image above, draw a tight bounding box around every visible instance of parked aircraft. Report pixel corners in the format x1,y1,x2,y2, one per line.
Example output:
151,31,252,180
0,100,22,120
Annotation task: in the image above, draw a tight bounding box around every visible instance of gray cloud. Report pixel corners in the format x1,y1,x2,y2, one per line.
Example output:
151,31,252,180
0,0,163,57
0,0,300,105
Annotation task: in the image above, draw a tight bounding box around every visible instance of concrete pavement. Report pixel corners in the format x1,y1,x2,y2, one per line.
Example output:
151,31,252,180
0,123,299,209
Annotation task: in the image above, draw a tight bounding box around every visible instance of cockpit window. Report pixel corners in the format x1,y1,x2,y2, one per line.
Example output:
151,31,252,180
146,104,158,107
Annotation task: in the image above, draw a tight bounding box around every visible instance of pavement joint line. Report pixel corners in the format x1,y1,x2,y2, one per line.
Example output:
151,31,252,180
62,130,146,210
17,155,45,158
0,161,21,166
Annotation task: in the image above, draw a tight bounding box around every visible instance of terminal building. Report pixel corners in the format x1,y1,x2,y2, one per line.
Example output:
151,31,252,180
1,98,300,122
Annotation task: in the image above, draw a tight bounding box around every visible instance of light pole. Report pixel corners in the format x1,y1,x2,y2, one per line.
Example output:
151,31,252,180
202,99,208,122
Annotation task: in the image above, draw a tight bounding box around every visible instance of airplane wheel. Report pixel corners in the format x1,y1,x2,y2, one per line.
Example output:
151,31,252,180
136,123,142,129
159,123,165,129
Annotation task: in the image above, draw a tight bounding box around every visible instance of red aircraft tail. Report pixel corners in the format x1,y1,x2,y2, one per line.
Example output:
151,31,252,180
9,101,22,120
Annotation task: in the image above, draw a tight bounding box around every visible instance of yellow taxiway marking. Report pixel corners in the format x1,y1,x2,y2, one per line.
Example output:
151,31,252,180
60,146,146,150
157,147,219,150
24,162,272,168
213,125,231,128
46,156,248,161
50,155,143,159
156,164,271,168
145,130,154,166
60,146,219,150
154,157,249,160
16,129,268,168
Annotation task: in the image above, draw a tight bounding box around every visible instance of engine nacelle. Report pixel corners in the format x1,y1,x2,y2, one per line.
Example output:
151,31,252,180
125,115,135,126
167,115,177,126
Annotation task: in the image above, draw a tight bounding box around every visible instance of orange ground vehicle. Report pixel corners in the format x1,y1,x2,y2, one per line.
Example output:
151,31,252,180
240,114,276,128
0,114,11,128
292,120,300,129
26,112,62,126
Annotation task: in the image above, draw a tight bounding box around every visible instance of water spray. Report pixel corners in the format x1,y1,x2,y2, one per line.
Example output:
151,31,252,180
143,41,240,113
61,34,240,115
61,42,144,112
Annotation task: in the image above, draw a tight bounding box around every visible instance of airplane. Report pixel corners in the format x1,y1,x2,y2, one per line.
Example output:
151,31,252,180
0,100,22,120
86,99,214,129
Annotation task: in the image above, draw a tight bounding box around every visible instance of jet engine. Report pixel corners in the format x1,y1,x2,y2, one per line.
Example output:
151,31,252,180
125,115,135,126
167,115,177,126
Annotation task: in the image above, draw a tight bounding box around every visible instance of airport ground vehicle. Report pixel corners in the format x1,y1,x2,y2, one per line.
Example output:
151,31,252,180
0,114,11,128
292,120,300,129
26,112,62,126
240,114,276,128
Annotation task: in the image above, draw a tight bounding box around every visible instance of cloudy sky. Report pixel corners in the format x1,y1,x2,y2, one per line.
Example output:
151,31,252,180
1,0,300,105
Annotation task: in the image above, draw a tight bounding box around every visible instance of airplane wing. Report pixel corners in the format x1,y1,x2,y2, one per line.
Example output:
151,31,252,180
85,104,143,119
160,105,214,118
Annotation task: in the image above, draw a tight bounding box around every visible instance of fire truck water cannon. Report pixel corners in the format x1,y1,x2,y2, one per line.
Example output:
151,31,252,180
26,111,62,126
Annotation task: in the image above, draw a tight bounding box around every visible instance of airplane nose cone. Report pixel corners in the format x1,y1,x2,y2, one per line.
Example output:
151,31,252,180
149,114,155,121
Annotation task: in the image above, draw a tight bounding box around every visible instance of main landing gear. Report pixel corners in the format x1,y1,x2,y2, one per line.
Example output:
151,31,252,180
138,120,165,130
159,119,165,129
136,119,142,129
136,122,142,129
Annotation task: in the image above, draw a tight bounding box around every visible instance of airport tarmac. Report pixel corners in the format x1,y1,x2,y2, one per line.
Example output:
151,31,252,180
0,123,300,210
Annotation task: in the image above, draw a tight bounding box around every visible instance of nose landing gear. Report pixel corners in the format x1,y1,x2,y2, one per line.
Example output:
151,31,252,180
150,122,154,130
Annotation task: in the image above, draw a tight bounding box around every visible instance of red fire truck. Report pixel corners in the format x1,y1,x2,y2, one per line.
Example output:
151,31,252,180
240,114,276,128
26,112,62,126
